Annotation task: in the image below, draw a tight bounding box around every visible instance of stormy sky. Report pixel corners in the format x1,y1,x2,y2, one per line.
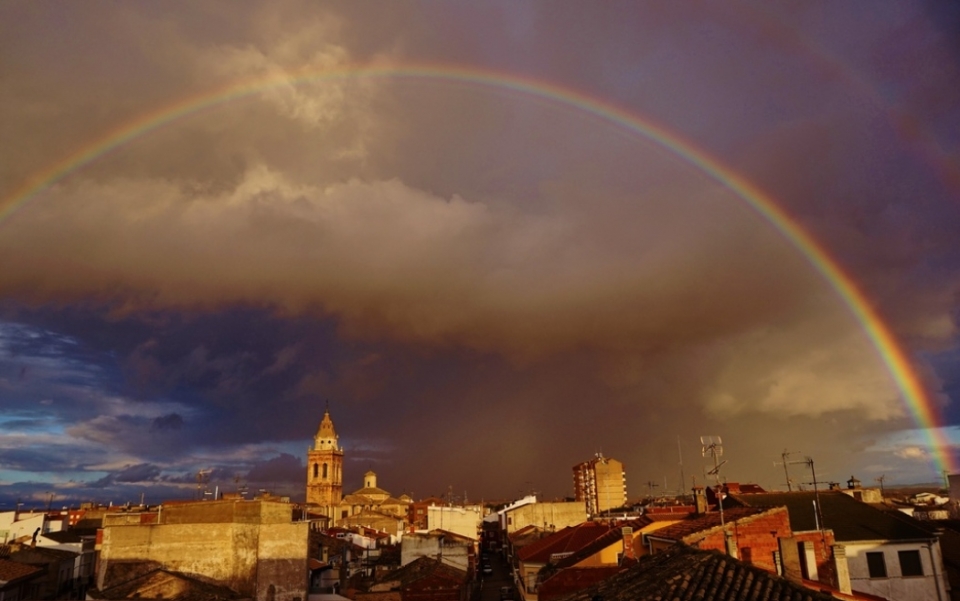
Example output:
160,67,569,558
2,2,959,507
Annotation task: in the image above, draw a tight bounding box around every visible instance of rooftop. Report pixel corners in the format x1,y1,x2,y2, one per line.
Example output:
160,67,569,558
539,566,622,601
0,558,42,585
553,545,836,601
554,519,651,570
519,522,613,564
730,491,936,542
92,568,240,601
645,508,770,543
353,487,391,497
374,556,466,588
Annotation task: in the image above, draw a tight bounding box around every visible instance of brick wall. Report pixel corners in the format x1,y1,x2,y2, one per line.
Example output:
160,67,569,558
692,508,791,572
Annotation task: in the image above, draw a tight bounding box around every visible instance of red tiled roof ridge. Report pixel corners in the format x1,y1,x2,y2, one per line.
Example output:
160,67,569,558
551,544,836,601
552,518,651,570
518,521,614,562
372,555,467,588
645,507,780,542
0,558,42,582
517,525,578,560
426,528,474,541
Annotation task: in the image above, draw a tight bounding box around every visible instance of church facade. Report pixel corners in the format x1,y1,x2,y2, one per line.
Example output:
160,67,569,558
305,409,412,525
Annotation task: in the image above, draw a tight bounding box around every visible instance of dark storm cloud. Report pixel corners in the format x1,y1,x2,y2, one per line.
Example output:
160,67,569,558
0,1,958,504
0,447,85,473
114,463,162,483
93,463,163,487
151,413,184,431
246,453,305,485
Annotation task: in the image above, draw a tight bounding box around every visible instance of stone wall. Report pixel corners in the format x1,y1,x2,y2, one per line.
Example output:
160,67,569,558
504,503,586,534
98,500,308,601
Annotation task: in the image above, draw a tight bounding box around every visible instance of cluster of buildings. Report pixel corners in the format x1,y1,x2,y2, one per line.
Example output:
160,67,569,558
1,409,959,601
500,481,953,601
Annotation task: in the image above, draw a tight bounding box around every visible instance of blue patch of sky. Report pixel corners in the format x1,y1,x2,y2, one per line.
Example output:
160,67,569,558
925,346,960,424
0,319,125,401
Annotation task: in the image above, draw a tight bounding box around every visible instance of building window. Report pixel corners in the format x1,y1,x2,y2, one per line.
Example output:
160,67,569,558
898,550,923,577
313,463,318,478
866,552,887,578
322,463,328,479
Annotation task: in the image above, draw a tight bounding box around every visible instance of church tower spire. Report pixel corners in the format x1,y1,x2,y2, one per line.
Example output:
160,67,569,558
314,407,339,451
306,405,344,510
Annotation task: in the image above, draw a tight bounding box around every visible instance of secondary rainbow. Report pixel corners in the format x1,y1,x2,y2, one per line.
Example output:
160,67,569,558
2,63,953,474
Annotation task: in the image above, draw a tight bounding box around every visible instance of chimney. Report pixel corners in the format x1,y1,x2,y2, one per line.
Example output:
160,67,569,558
692,487,707,515
799,540,818,581
621,526,635,561
777,537,803,584
831,545,852,594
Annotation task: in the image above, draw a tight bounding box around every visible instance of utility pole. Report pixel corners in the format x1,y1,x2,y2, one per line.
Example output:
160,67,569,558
875,475,886,497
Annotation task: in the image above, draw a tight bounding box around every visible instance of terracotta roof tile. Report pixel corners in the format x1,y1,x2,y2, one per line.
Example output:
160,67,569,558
553,519,650,569
553,545,835,601
342,494,375,504
353,486,391,497
519,522,613,563
539,566,622,601
0,558,42,583
644,508,768,542
374,556,466,588
507,524,538,540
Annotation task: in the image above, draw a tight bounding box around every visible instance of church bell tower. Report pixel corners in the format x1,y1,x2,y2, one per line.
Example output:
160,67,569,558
306,407,344,511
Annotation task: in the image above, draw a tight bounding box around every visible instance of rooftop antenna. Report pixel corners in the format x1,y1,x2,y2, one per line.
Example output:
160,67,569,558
796,456,826,544
774,450,803,492
196,468,211,500
701,436,728,547
677,436,686,500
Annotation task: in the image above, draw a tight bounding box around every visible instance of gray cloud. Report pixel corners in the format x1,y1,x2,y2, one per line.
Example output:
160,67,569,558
246,453,305,485
114,463,163,483
152,414,184,431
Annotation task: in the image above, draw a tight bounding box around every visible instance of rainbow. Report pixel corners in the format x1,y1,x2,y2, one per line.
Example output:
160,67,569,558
721,3,960,201
1,62,954,474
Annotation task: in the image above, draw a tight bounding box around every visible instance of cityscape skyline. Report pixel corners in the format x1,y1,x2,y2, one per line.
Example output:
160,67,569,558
2,2,960,507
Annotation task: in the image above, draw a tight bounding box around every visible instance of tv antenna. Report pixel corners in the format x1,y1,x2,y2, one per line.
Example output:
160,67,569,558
196,468,211,500
677,436,686,500
794,456,826,542
774,450,805,491
701,436,727,533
